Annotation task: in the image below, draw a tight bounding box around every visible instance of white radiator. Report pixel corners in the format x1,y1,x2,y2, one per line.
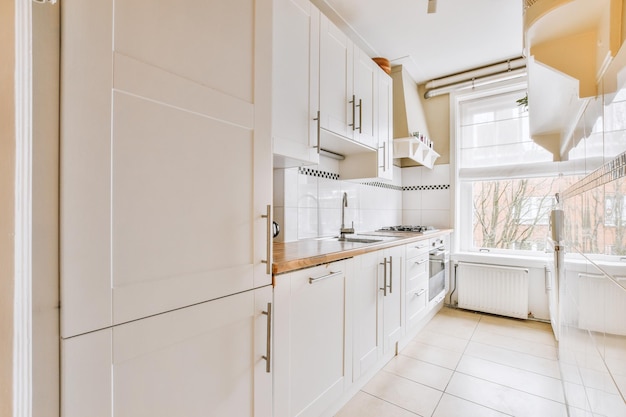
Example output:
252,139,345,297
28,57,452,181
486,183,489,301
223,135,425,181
578,273,626,336
457,262,529,319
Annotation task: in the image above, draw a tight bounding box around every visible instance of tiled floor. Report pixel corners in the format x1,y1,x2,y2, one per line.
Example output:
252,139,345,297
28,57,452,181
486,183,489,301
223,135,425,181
335,307,567,417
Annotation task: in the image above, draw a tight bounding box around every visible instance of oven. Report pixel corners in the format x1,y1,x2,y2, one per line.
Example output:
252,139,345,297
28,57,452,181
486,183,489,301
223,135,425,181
428,237,449,302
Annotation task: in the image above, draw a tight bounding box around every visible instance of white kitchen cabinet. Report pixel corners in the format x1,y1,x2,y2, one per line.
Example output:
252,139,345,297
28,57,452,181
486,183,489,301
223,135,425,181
405,242,430,330
380,245,404,354
377,69,394,180
61,286,272,417
272,0,321,168
353,48,378,149
60,0,273,337
274,260,351,417
352,251,382,381
352,245,403,382
319,14,355,142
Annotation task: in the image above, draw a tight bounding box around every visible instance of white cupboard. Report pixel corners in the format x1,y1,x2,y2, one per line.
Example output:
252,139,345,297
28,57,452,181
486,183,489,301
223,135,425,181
273,261,351,417
405,242,430,329
61,0,274,415
60,0,272,334
352,245,404,382
377,71,394,180
61,286,273,417
380,246,404,355
272,0,321,168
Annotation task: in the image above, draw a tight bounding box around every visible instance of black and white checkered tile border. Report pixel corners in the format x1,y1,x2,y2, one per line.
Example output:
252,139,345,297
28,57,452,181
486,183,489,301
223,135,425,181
403,185,450,191
297,168,449,192
298,167,339,181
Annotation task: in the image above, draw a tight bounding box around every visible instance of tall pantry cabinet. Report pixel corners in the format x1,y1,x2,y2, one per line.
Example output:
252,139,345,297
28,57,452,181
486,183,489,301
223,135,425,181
60,0,273,416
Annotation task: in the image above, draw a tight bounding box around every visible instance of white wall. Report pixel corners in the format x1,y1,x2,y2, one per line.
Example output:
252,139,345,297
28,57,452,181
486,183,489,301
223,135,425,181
273,158,453,242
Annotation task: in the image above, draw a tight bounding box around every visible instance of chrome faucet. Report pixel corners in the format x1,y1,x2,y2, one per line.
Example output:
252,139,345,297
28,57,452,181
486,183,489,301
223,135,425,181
339,192,355,240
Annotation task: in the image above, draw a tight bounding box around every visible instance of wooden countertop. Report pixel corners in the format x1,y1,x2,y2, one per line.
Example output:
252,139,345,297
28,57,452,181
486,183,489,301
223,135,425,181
273,229,453,275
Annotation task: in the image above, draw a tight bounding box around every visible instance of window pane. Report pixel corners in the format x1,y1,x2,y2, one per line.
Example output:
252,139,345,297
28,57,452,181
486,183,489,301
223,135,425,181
461,141,552,168
471,178,559,251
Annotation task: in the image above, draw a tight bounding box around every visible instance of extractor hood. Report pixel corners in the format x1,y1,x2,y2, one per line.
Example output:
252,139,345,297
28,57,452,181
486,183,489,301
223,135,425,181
390,65,439,168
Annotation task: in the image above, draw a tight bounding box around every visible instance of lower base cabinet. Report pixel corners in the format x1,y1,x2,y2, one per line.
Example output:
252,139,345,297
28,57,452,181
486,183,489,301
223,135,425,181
273,260,350,417
61,286,273,417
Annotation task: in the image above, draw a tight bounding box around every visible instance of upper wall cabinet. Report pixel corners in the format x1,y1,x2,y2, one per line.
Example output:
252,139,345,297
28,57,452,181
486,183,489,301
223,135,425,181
272,0,321,168
272,1,393,180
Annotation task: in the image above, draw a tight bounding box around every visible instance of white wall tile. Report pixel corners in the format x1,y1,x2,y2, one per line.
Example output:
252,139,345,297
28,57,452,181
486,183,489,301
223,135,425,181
297,173,318,209
422,163,450,186
403,209,423,226
297,207,318,239
402,166,423,187
421,189,451,211
318,178,341,209
281,207,298,242
284,167,299,207
319,208,342,237
421,209,451,228
403,190,421,211
273,169,284,207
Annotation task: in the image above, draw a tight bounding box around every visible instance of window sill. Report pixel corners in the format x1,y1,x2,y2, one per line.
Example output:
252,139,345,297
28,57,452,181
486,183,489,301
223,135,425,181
452,251,550,269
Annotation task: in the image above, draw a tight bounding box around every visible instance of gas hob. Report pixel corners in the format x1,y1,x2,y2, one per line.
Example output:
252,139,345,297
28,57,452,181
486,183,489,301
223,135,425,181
377,225,439,234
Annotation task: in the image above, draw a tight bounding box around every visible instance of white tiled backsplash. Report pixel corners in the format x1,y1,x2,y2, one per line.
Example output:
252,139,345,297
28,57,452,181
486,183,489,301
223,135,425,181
273,157,451,242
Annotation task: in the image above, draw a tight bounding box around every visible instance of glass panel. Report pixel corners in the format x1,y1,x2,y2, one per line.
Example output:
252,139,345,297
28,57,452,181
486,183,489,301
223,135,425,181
460,140,552,168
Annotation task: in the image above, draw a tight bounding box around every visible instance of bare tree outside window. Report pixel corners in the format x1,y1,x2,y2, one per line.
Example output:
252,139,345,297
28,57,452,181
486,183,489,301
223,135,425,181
472,177,558,251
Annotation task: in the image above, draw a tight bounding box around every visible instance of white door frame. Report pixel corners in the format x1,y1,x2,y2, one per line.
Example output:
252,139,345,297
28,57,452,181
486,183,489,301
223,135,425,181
14,0,33,416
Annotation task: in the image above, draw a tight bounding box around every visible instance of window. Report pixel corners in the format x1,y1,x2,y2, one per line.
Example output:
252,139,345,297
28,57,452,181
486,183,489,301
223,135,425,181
455,82,567,253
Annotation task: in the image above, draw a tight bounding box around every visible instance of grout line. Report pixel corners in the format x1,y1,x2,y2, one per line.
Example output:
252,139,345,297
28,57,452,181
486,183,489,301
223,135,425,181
356,390,424,416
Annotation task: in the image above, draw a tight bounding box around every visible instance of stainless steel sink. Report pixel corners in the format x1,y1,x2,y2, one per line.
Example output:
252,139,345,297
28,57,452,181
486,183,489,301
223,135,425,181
340,237,382,243
318,235,384,244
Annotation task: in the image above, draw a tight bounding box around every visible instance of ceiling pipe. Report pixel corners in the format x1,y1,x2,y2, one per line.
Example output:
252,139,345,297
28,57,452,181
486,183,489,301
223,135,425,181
424,67,527,99
424,57,527,97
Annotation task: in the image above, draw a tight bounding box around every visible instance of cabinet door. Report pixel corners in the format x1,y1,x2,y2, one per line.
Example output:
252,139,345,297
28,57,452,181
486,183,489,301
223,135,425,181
352,252,382,381
377,70,394,180
112,286,272,417
405,251,429,329
272,0,320,167
319,14,354,139
274,261,348,417
380,246,404,354
353,48,378,149
61,0,273,337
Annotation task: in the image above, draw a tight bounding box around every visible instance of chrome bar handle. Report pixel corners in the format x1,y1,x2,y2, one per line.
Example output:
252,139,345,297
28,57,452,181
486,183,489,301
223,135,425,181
415,259,428,265
356,98,362,133
309,270,342,284
379,258,387,296
261,205,271,275
414,289,426,297
389,256,393,294
261,302,272,373
313,110,321,154
349,95,356,130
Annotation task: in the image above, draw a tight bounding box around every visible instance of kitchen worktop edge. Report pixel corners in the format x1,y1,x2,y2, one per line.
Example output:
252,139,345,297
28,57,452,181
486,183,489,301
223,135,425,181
273,229,453,276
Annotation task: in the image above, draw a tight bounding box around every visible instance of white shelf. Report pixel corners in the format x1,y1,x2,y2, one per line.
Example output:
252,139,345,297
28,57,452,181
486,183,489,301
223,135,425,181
393,137,440,168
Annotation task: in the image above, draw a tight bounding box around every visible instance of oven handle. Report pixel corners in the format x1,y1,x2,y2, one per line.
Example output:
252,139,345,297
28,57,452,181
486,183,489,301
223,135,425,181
429,249,446,257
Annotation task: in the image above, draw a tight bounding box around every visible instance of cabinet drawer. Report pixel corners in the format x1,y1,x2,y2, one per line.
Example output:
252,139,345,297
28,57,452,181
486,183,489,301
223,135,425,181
406,283,428,321
405,241,429,259
405,256,428,280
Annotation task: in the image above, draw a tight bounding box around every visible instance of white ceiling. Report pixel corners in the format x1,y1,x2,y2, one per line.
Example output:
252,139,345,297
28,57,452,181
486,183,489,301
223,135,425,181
311,0,524,84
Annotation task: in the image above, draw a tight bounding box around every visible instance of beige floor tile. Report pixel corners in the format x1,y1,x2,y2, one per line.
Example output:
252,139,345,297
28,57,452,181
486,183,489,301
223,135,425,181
412,329,469,353
384,354,453,391
362,371,443,417
455,355,565,402
334,391,420,417
424,313,479,340
471,327,558,360
585,384,626,417
476,317,557,347
445,372,568,417
400,340,463,370
432,394,513,417
464,341,561,378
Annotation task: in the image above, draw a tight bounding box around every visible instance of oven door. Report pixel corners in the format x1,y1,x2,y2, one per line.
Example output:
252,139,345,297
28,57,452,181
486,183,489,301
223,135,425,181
429,249,447,302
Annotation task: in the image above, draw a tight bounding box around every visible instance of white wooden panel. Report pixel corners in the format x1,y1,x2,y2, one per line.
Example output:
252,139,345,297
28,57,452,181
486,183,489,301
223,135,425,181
113,289,267,417
272,0,320,166
319,14,353,139
111,92,255,324
377,71,394,180
273,261,347,417
60,0,113,338
382,246,404,354
352,252,382,381
113,53,254,129
61,329,112,417
113,0,254,104
354,48,377,148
